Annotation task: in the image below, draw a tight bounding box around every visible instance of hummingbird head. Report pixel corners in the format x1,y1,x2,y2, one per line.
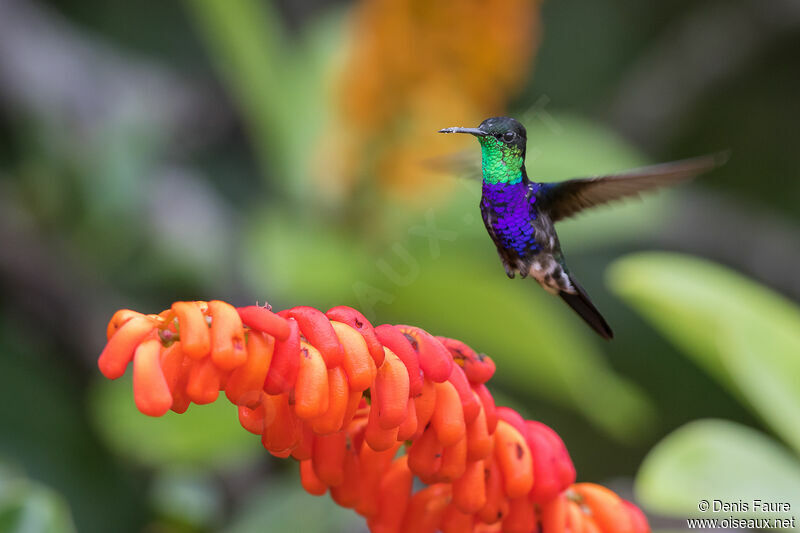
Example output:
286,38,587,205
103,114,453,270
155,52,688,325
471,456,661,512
439,116,528,185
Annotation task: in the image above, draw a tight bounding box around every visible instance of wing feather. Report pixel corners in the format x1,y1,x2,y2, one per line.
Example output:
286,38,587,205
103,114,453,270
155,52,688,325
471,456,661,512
538,152,728,222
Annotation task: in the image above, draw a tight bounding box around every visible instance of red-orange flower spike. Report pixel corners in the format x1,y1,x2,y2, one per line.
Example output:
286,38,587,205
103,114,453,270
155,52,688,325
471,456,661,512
294,342,330,420
159,342,186,392
99,315,156,379
478,460,509,525
397,325,453,383
437,336,496,384
431,380,466,446
330,446,361,508
447,363,481,423
411,378,437,439
375,347,410,429
400,484,451,533
356,442,401,518
441,504,474,533
312,431,347,487
364,396,400,452
497,406,527,436
311,366,349,434
237,305,291,341
225,331,274,407
374,325,423,396
473,383,498,433
300,459,327,496
170,383,191,414
526,420,576,504
261,392,301,453
494,420,534,499
452,458,487,514
332,321,376,392
171,301,210,359
106,309,144,340
326,306,385,367
369,455,413,533
566,499,586,533
207,300,247,371
407,423,444,482
396,396,418,441
291,423,314,461
466,393,493,461
97,300,650,533
238,401,265,435
185,356,221,405
342,389,363,429
623,500,650,533
438,437,467,483
132,338,173,417
288,306,345,369
584,517,604,533
503,496,538,533
541,492,568,533
263,318,300,395
155,342,192,414
572,483,635,533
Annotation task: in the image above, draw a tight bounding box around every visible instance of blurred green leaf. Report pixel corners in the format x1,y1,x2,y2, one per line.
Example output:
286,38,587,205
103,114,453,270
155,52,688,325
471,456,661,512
183,0,342,197
90,376,261,470
223,475,362,533
722,322,800,456
183,0,288,183
636,419,800,521
0,468,77,533
523,113,647,178
608,252,800,453
242,208,372,305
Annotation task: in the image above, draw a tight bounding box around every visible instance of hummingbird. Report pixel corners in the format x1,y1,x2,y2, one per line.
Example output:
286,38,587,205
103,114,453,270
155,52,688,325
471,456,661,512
439,116,725,339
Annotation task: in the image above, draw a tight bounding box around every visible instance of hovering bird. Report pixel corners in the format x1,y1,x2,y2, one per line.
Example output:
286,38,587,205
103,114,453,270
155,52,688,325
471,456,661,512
439,116,726,339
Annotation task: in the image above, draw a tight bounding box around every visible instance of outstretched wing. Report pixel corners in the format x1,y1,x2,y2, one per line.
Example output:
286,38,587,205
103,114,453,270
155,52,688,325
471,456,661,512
537,152,728,222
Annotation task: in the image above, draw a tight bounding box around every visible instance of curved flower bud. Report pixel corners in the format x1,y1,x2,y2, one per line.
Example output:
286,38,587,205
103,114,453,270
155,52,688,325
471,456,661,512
98,315,157,379
172,302,211,359
325,306,384,366
237,305,291,341
396,325,453,382
437,336,496,384
207,300,247,370
294,342,330,420
526,420,576,504
263,318,300,395
132,338,173,417
288,306,345,369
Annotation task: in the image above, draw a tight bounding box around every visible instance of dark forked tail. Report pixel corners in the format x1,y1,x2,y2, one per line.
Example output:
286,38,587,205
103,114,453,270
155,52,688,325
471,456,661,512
558,276,614,340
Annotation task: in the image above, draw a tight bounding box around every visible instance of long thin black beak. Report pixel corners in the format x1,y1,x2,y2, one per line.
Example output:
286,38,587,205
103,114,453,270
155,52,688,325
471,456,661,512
438,127,488,136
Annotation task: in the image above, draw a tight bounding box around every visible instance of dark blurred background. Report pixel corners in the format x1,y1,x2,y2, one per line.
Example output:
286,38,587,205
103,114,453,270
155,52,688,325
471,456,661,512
1,0,798,531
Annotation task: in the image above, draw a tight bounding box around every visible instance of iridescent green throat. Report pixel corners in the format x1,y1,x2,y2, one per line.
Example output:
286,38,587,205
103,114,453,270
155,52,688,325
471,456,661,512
478,136,524,185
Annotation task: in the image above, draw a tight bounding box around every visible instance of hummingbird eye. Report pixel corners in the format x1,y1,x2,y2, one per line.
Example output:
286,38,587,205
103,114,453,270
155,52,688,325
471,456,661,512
502,131,516,143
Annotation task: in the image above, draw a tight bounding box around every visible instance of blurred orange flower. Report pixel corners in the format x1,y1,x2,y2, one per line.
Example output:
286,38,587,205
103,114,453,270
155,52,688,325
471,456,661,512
317,0,541,203
98,299,650,532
